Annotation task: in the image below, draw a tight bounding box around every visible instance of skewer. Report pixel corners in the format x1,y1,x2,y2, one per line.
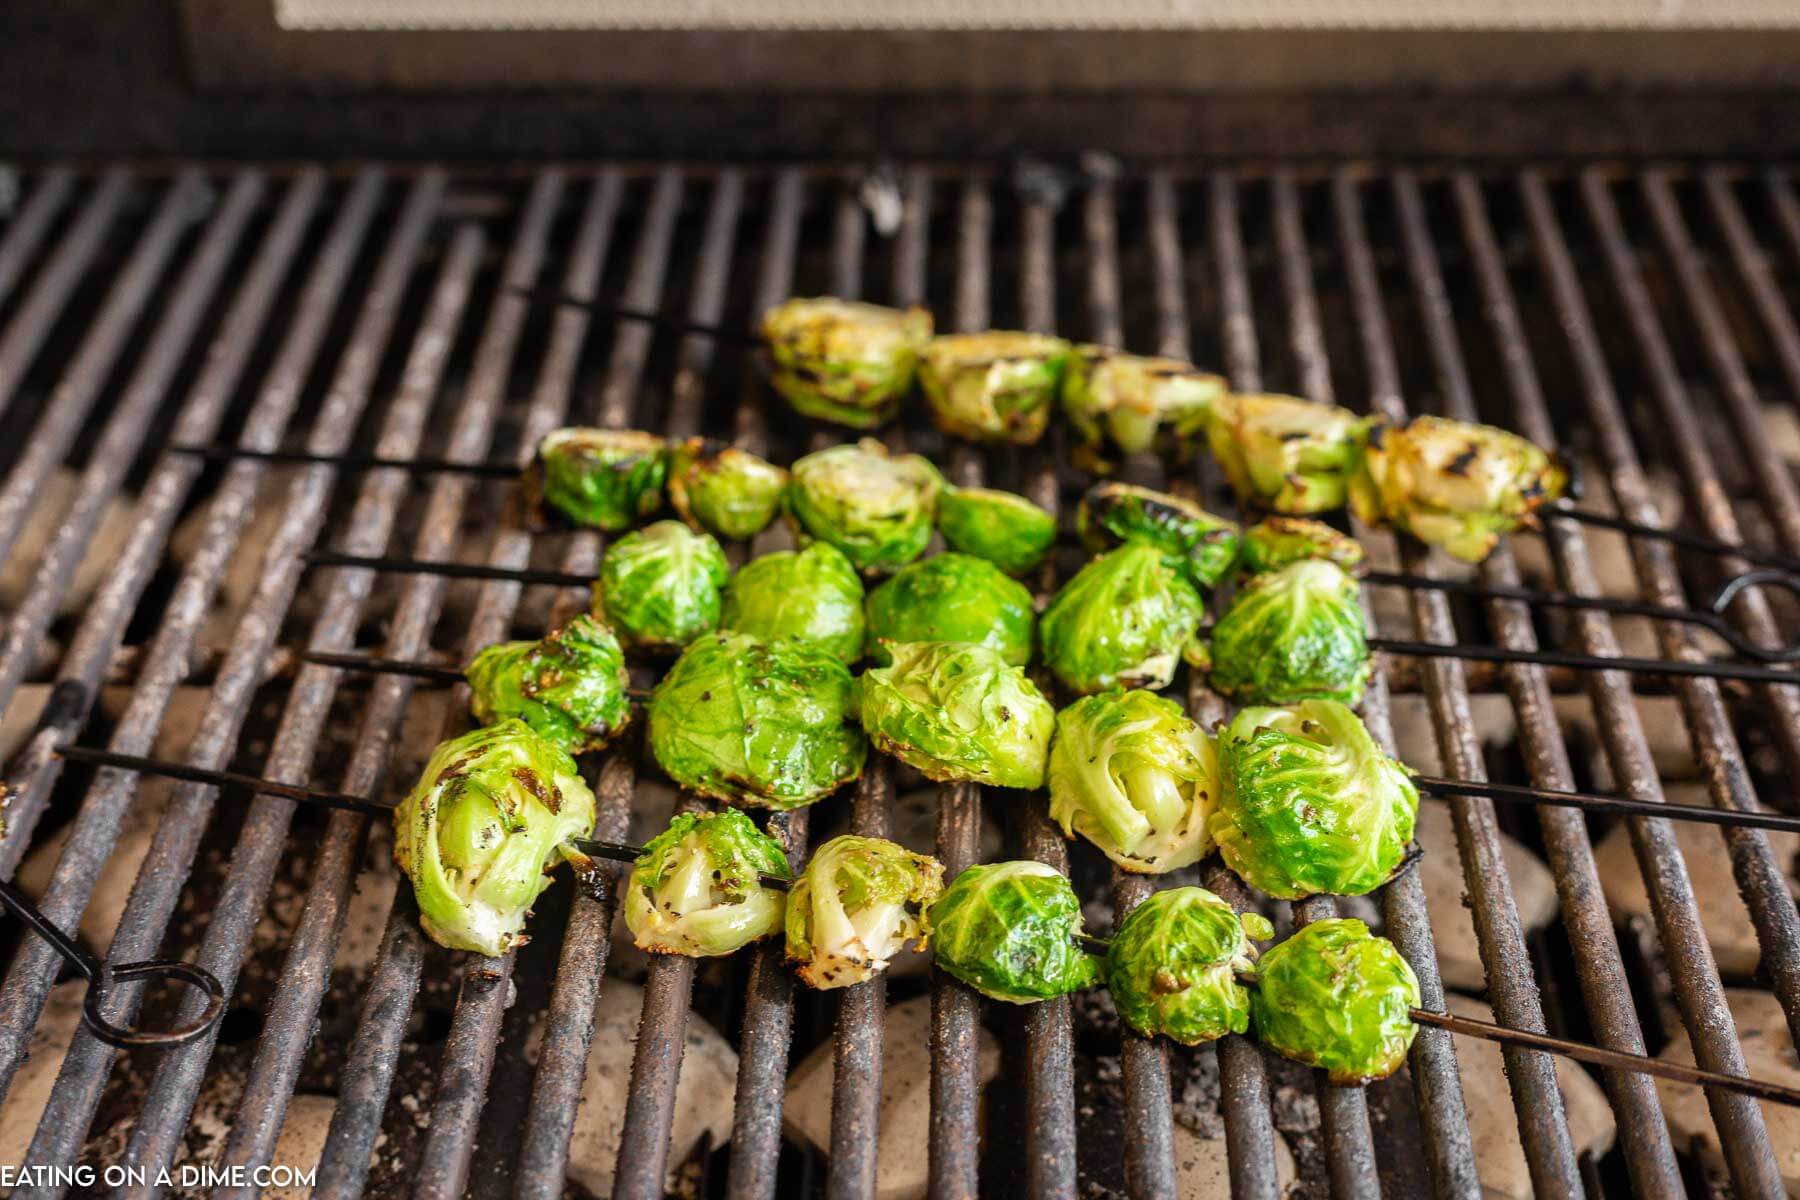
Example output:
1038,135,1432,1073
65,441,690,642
296,650,654,697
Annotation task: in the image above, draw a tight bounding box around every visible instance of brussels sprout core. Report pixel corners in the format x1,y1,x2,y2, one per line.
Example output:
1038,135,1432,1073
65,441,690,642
1062,347,1226,468
534,427,668,531
720,541,866,664
860,641,1056,789
667,438,789,540
929,861,1098,1004
918,331,1072,445
594,520,731,652
1039,543,1205,695
761,298,933,429
1203,393,1367,514
1193,559,1369,705
786,439,944,573
624,809,792,957
935,486,1057,577
785,835,945,989
1106,888,1274,1045
1251,918,1421,1084
1240,517,1366,575
1076,482,1241,591
864,553,1036,667
465,614,631,754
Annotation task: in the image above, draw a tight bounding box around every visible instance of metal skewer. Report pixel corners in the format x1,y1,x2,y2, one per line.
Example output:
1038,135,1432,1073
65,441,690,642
297,650,655,696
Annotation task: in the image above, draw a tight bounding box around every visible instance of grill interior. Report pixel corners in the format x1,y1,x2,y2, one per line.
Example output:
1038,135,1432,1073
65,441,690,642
0,160,1799,1199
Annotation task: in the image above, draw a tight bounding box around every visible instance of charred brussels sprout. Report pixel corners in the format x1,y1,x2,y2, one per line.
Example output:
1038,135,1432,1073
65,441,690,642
392,720,596,957
860,641,1055,789
1076,482,1241,591
1046,690,1219,875
1062,347,1226,468
1039,543,1205,695
864,553,1036,667
1203,393,1367,514
786,439,944,573
761,298,932,429
534,427,667,531
1106,888,1274,1045
647,632,866,810
1193,559,1369,705
465,614,630,755
667,438,788,541
624,809,792,957
720,542,865,664
1240,517,1365,575
1251,918,1420,1084
594,520,730,652
919,332,1072,445
930,861,1098,1004
785,835,945,989
1212,701,1417,899
935,486,1057,577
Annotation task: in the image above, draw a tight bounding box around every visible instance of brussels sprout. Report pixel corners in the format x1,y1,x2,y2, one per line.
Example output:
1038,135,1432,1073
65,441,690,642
786,439,944,573
1105,888,1274,1045
392,720,596,957
1211,701,1417,899
1240,517,1365,575
1062,346,1227,468
1203,393,1367,514
1193,559,1369,705
1250,918,1420,1084
929,861,1098,1004
720,542,866,664
594,520,731,652
918,332,1072,445
935,486,1057,577
785,835,945,989
1076,482,1241,591
860,641,1055,789
465,614,631,755
624,809,792,957
648,632,867,810
534,427,668,531
865,553,1036,667
1039,543,1205,696
761,298,933,429
1349,415,1569,563
1046,690,1219,874
667,438,789,541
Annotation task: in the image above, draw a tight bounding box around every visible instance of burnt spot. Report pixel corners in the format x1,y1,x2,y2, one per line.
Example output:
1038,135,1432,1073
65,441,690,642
1445,445,1480,477
1278,430,1310,443
511,766,559,813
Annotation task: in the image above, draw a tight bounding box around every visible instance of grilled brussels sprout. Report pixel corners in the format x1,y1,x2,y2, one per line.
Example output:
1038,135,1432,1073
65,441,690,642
1062,347,1226,468
1192,559,1369,705
860,641,1055,789
534,427,668,531
1046,690,1219,875
1039,543,1205,695
1212,701,1417,899
1076,482,1241,591
929,861,1098,1004
935,486,1057,577
465,614,631,755
667,438,788,541
761,297,932,429
1240,516,1365,575
392,720,596,957
648,632,867,809
594,520,730,653
786,439,944,573
1203,393,1367,514
785,835,945,989
720,541,866,664
918,332,1072,445
624,809,792,957
1251,918,1420,1084
1349,415,1569,563
865,553,1036,667
1106,888,1274,1045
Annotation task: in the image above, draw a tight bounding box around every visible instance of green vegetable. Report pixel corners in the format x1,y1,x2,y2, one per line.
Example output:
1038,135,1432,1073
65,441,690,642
534,427,668,531
1212,701,1417,899
1105,888,1273,1045
1203,393,1367,514
1240,517,1365,575
935,486,1057,577
785,835,945,989
465,614,631,755
648,632,867,810
786,439,944,573
1039,543,1205,695
624,809,792,957
392,720,596,957
1192,559,1369,705
860,641,1055,789
720,541,866,664
1062,347,1226,469
594,520,731,652
667,438,788,540
1251,918,1420,1084
918,331,1072,445
865,553,1036,667
1076,482,1241,591
929,861,1098,1004
761,298,933,429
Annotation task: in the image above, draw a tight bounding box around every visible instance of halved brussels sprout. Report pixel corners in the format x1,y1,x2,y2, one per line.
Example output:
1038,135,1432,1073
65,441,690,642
935,486,1057,577
534,427,668,531
392,720,596,957
465,613,631,755
720,541,866,664
786,439,944,573
1192,559,1369,706
1046,690,1218,874
761,298,933,429
785,834,945,989
1106,887,1274,1045
624,809,792,957
1251,918,1420,1084
929,861,1098,1004
865,553,1036,667
1349,415,1569,563
1039,543,1205,695
860,641,1055,789
594,520,731,653
667,438,789,541
1203,393,1367,514
919,332,1072,445
1240,516,1365,575
647,631,867,810
1076,482,1241,591
1062,346,1227,468
1212,701,1417,899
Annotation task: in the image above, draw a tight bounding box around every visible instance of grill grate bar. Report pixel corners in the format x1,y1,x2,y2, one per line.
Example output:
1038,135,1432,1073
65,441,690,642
0,169,74,322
